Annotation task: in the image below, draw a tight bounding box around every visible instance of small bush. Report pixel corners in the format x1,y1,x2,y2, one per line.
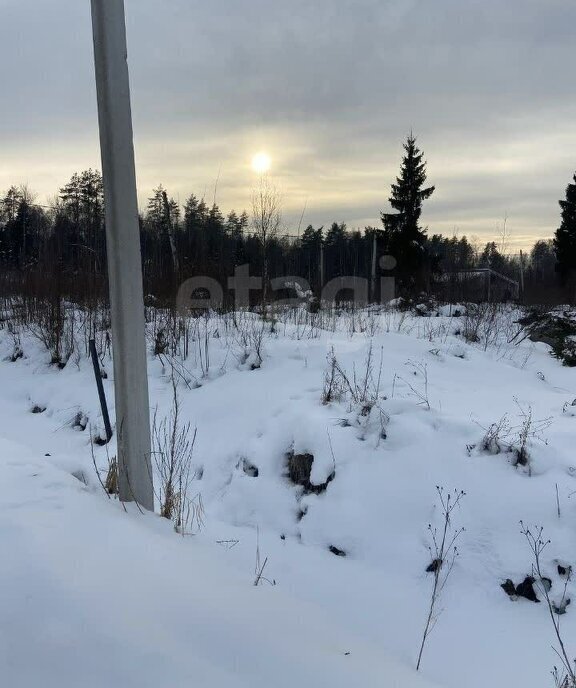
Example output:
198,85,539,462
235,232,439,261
152,381,200,533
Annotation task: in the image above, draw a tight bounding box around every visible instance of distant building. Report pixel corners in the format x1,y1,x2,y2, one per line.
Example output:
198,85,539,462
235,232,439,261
433,268,519,302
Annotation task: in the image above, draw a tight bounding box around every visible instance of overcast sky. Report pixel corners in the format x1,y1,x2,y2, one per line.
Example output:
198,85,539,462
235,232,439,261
1,0,576,249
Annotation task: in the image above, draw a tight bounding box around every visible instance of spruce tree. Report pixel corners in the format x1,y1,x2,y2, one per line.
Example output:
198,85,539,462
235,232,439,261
1,186,23,223
554,172,576,285
531,239,556,284
480,241,507,274
301,224,323,287
381,135,434,285
324,222,347,279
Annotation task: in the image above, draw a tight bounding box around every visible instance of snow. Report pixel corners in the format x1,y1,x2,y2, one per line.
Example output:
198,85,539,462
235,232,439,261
0,451,441,688
1,305,576,687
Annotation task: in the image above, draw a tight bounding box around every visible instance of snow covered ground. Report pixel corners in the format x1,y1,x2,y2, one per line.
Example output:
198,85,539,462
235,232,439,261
1,304,576,687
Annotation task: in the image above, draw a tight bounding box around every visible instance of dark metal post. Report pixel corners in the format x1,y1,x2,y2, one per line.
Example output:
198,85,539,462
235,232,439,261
89,339,113,443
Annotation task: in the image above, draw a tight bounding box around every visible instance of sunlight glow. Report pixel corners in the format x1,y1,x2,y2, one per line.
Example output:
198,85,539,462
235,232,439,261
251,152,271,174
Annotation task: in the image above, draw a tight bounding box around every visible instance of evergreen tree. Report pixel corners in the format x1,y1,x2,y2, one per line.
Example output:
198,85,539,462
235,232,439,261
480,241,507,274
205,203,225,269
300,224,323,288
381,135,434,285
1,186,23,223
59,170,105,272
60,173,83,225
324,222,347,279
554,172,576,285
530,239,556,283
183,194,204,230
225,210,239,236
427,234,476,274
226,210,248,267
457,236,476,269
145,185,180,278
182,195,210,274
3,196,45,268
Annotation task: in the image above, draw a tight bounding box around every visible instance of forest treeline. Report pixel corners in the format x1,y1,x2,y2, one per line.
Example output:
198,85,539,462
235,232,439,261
0,136,570,306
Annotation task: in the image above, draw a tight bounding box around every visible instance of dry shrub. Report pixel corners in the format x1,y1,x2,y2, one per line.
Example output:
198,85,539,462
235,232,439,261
152,380,200,533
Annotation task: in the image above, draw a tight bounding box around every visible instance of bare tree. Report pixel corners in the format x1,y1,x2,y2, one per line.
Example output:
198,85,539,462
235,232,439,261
252,176,281,307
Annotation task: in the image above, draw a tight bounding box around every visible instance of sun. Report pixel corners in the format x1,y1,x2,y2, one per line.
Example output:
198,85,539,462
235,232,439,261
251,152,271,174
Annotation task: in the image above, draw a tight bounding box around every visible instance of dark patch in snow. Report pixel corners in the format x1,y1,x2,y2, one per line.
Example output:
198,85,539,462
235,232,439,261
515,576,540,603
501,579,517,598
329,545,346,557
513,446,529,467
502,576,544,603
426,558,442,573
286,451,335,494
71,412,88,432
553,598,571,615
241,458,259,477
10,347,23,362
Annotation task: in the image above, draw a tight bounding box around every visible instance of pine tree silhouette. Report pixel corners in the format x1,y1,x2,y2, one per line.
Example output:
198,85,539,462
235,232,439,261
381,134,434,288
554,172,576,285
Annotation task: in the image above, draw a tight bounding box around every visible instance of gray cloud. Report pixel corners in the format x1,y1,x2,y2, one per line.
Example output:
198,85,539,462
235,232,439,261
1,0,576,248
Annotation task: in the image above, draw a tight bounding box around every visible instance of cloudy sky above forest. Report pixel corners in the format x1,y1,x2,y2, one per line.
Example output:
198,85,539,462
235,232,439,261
1,0,576,249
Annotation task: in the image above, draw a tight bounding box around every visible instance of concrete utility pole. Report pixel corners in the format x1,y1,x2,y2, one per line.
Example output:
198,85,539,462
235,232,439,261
91,0,154,510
